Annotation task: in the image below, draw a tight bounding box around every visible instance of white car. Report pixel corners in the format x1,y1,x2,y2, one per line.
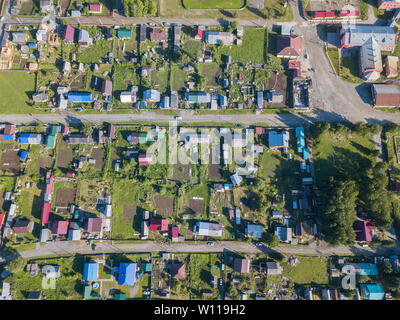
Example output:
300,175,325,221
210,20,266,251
255,242,262,247
207,242,214,246
174,116,182,120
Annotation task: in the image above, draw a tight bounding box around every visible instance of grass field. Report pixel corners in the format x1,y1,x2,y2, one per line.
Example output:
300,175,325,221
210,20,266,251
183,0,244,9
113,64,139,92
199,63,220,87
282,256,329,285
171,66,188,91
218,28,266,64
150,70,170,92
313,125,377,186
341,56,363,83
327,48,340,75
183,40,203,60
77,40,112,64
0,71,36,113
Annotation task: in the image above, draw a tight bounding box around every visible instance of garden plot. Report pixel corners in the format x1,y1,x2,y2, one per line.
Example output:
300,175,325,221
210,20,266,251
199,63,220,87
208,164,223,180
172,164,190,181
36,154,53,175
55,188,76,212
57,140,73,169
267,72,287,107
91,148,105,170
0,146,21,175
153,195,174,216
188,199,205,214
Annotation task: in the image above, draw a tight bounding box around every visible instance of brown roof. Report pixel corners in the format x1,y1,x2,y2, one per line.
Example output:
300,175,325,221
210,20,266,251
375,93,400,107
150,29,167,42
385,56,398,78
233,258,250,273
101,79,112,96
85,217,102,233
4,124,16,135
171,263,185,279
276,35,302,58
12,219,33,234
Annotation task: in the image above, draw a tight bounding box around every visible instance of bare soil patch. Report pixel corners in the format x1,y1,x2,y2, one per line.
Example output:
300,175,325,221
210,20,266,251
153,195,174,216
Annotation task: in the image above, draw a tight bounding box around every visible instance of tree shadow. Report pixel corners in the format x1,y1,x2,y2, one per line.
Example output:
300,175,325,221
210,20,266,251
247,6,267,19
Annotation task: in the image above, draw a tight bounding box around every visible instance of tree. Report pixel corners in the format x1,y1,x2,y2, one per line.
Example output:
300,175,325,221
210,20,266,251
8,257,26,273
320,178,359,245
263,232,279,248
379,261,393,275
82,122,93,137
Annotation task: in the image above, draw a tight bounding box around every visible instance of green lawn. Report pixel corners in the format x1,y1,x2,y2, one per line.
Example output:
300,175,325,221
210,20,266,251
199,63,220,87
341,56,363,83
183,0,244,9
282,256,329,285
183,40,203,60
327,48,340,75
112,180,145,240
77,40,112,64
218,28,266,64
171,66,188,91
0,71,36,113
113,64,139,92
150,70,170,92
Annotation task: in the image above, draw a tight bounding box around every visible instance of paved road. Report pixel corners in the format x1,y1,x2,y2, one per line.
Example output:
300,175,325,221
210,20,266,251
1,240,400,265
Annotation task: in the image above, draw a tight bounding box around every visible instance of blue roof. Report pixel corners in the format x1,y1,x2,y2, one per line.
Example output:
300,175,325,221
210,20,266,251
268,131,289,148
19,150,29,160
303,148,310,160
293,200,297,209
361,284,384,300
1,135,14,141
296,127,305,149
359,263,379,276
68,92,92,103
27,42,36,47
118,263,136,286
257,91,263,106
83,262,98,281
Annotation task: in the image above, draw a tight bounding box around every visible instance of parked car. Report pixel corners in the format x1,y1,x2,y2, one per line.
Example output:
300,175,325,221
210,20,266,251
207,242,214,246
174,116,182,120
219,278,223,286
255,242,262,247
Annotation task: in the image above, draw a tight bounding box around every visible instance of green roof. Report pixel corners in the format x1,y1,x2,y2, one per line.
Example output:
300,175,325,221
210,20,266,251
83,285,91,299
114,293,126,300
139,132,151,144
143,263,152,272
45,133,56,149
117,29,132,39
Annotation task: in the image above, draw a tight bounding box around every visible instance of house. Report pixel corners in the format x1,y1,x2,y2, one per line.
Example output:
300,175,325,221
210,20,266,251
120,91,134,103
205,31,234,45
377,0,400,10
83,262,98,281
149,219,168,231
245,224,263,239
101,79,112,97
118,263,136,286
33,92,48,103
138,153,153,165
42,265,60,279
276,35,302,59
11,32,27,44
194,221,223,237
353,219,374,242
384,56,398,78
233,258,250,273
71,10,81,17
12,219,33,234
275,226,292,243
150,29,167,42
266,90,284,104
88,3,102,13
266,262,283,275
45,125,58,149
268,131,289,149
108,123,115,139
40,0,51,11
68,229,81,240
141,220,149,238
249,0,264,9
272,211,284,218
78,29,92,46
68,92,93,103
360,284,385,300
359,37,382,82
371,84,400,107
139,24,147,43
143,89,161,102
18,133,43,145
4,124,16,135
170,91,178,108
117,28,132,39
171,226,179,242
63,25,75,44
36,29,48,42
171,263,186,279
173,25,181,52
51,220,69,235
160,95,170,109
340,24,397,51
230,172,243,186
85,217,102,233
185,92,211,104
194,26,204,40
67,134,94,144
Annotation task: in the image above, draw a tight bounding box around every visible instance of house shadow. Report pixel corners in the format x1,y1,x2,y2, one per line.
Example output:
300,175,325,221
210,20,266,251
355,83,373,105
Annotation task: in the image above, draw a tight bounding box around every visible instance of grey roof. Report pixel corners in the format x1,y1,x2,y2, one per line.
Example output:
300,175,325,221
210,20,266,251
78,29,92,45
372,84,400,94
246,224,263,238
341,24,396,48
12,32,26,43
195,221,223,237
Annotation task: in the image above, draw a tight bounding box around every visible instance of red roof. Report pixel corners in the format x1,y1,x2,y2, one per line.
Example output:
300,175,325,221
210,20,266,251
353,220,374,242
340,10,359,16
66,171,75,178
4,124,16,135
45,176,54,195
63,25,74,42
0,214,4,226
171,263,186,279
51,220,69,235
325,11,335,17
139,153,152,165
62,125,69,135
194,27,203,39
89,3,102,12
314,11,326,17
85,217,102,233
150,219,168,231
228,209,234,220
41,202,51,224
172,226,179,238
288,60,301,70
276,35,302,58
255,127,265,135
